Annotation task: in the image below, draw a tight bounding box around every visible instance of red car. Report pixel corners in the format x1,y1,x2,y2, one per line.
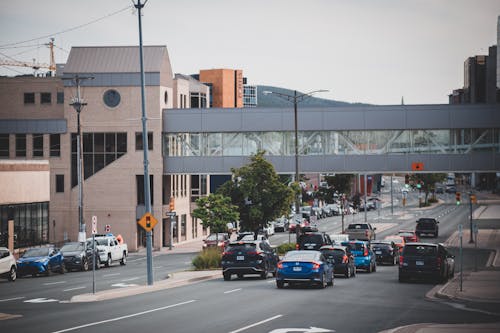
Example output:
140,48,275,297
397,230,419,243
202,233,230,249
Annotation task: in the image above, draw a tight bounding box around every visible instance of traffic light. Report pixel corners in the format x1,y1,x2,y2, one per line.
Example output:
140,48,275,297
470,194,477,204
455,192,461,205
169,197,175,211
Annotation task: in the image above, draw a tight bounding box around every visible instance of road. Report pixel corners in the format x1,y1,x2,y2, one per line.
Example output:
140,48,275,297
1,192,498,332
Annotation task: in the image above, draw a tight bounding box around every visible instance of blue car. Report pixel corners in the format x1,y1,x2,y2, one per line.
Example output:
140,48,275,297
17,246,65,277
276,250,334,289
341,240,376,273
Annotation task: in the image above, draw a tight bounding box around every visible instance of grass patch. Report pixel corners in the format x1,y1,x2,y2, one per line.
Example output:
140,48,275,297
192,247,221,270
276,242,296,256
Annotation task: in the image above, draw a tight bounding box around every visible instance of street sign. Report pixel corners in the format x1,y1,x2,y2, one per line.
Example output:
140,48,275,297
166,211,176,217
105,224,111,233
138,212,158,232
91,215,97,234
458,224,463,237
411,162,424,171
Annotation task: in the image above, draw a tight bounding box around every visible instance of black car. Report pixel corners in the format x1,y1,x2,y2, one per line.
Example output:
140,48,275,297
415,218,439,238
221,240,279,281
371,240,399,265
61,242,99,271
399,242,455,283
320,245,356,278
297,232,333,251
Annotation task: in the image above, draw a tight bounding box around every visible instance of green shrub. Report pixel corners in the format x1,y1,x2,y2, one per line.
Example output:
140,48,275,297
428,197,438,203
192,247,221,270
276,242,296,256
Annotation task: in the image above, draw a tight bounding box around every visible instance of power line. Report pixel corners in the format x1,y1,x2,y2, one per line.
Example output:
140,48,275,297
0,5,132,48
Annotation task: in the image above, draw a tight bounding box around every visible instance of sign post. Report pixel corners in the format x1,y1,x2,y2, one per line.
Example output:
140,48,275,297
91,215,97,294
458,224,463,292
166,211,176,250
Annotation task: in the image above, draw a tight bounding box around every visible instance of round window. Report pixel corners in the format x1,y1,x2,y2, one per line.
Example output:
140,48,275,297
164,91,168,105
103,89,121,108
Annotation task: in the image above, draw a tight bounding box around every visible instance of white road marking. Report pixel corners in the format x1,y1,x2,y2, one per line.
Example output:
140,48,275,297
267,280,275,283
121,277,140,282
153,266,163,269
127,257,147,262
224,288,242,294
24,298,59,303
103,273,120,277
0,296,25,302
43,281,66,286
111,283,138,288
50,300,197,333
63,286,86,292
228,314,283,333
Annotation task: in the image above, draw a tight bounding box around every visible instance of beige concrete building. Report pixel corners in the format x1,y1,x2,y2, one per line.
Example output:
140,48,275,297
0,45,210,251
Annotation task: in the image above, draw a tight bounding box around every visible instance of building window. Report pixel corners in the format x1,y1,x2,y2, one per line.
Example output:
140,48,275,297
33,134,44,157
0,134,9,158
56,174,64,193
136,175,154,205
15,134,26,157
0,202,49,248
41,92,51,104
181,214,186,240
135,132,153,151
103,89,121,108
190,93,200,108
50,134,60,157
24,93,35,104
57,92,64,104
71,132,127,187
164,91,168,105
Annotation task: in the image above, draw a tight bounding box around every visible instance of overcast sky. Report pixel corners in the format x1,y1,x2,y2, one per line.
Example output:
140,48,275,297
1,0,499,105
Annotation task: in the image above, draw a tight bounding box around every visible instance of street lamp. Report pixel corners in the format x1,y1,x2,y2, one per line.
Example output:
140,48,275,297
263,89,328,239
66,75,93,242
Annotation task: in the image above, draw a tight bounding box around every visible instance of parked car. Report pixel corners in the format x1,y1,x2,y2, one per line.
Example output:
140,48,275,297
383,235,406,254
397,230,419,243
222,240,279,280
16,246,65,277
320,245,356,278
276,250,334,289
324,203,341,216
0,247,17,281
344,223,376,241
341,240,376,273
371,240,399,265
399,242,455,283
273,216,289,232
297,231,333,251
311,207,325,219
61,242,99,271
88,235,128,267
415,218,439,238
203,233,230,249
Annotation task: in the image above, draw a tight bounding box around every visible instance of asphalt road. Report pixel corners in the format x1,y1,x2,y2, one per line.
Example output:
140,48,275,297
1,192,498,333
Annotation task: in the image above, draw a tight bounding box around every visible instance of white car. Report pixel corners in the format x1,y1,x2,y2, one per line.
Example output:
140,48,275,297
0,247,17,281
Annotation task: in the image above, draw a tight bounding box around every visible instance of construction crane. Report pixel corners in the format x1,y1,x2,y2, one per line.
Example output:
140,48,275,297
0,38,56,75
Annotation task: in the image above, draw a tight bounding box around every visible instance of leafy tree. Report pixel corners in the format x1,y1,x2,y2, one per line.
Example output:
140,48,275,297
218,150,295,234
192,194,239,237
410,173,447,205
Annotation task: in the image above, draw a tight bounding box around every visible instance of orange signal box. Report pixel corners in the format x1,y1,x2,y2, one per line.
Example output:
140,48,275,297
411,162,424,171
138,212,158,232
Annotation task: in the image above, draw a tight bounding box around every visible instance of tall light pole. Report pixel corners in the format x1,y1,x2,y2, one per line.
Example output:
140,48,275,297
67,75,93,242
134,0,154,285
263,89,328,240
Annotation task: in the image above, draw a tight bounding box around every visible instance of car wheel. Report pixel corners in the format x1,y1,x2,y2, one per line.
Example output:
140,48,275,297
237,273,243,279
82,259,89,271
373,262,377,272
223,272,231,281
105,255,112,267
45,265,52,276
120,253,127,265
8,266,16,282
344,267,350,278
59,263,66,274
327,272,334,286
260,267,268,279
393,256,397,266
318,272,327,289
276,280,284,289
32,273,37,278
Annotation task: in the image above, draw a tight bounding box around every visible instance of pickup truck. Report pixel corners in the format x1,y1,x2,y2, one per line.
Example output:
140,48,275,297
344,223,376,241
87,235,128,267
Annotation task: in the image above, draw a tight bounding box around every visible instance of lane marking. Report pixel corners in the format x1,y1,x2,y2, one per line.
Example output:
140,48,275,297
63,286,86,292
50,299,197,333
228,314,283,333
44,281,66,286
121,277,140,282
25,298,59,303
103,273,120,277
0,296,25,302
224,288,242,294
111,283,138,288
153,266,163,269
127,257,146,262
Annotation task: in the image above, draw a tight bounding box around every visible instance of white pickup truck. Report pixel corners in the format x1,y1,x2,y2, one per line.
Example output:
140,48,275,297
87,235,128,267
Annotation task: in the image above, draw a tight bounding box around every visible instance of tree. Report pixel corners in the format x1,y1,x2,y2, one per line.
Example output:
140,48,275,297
323,174,354,202
411,173,447,205
218,150,295,235
192,194,239,237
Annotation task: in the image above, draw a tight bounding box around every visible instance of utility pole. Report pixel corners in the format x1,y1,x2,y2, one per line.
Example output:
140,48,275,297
134,0,154,286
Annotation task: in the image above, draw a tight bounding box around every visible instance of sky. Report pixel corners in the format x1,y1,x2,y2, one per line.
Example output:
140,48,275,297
1,0,499,105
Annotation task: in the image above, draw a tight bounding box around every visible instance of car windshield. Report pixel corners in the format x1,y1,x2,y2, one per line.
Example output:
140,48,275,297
206,234,226,241
22,248,50,257
348,224,368,229
283,251,318,262
404,245,437,256
298,234,323,245
345,243,365,251
61,243,85,252
372,243,391,250
385,237,403,243
226,244,256,253
398,232,413,237
95,238,109,246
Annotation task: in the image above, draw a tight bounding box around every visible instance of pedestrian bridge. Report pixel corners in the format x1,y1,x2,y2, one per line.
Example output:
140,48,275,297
162,104,500,174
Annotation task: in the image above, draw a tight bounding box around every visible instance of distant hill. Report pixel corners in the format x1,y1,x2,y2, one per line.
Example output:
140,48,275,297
256,85,370,107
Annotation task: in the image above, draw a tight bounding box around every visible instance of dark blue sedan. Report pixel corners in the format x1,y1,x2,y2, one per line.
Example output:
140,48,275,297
276,250,334,289
17,246,65,277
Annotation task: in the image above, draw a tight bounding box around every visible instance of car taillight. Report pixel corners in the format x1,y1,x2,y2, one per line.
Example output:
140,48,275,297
247,251,263,256
277,262,283,269
364,248,369,256
295,243,299,250
436,257,441,268
312,262,321,270
342,255,348,264
365,230,369,237
222,251,234,256
399,255,404,267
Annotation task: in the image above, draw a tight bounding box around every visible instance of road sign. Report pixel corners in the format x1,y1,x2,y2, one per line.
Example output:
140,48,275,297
105,224,111,233
411,162,424,171
458,224,463,237
138,212,158,232
91,216,97,235
166,211,176,217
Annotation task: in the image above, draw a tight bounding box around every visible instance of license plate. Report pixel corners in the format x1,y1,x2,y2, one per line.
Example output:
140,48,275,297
236,256,244,261
293,266,302,272
375,251,382,254
416,260,424,266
